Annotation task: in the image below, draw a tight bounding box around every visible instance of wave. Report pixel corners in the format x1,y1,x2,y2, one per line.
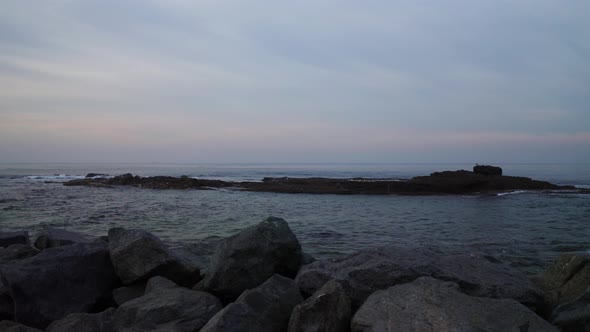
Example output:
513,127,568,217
496,190,530,197
25,174,86,180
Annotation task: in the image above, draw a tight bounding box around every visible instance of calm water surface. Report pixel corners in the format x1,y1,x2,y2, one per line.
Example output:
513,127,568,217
1,163,589,275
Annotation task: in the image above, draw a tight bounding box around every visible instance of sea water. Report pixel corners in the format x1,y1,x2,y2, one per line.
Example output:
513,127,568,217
1,163,589,275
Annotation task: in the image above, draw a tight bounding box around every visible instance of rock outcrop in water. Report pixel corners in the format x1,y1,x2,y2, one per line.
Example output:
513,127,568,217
0,218,586,331
63,166,577,195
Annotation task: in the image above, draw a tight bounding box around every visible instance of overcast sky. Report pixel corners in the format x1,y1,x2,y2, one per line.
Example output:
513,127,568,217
1,0,589,163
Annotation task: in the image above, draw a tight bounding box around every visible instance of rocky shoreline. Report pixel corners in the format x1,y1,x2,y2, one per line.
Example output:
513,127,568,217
0,218,588,331
62,165,581,195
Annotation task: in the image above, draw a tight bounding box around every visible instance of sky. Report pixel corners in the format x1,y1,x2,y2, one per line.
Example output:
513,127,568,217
1,0,589,164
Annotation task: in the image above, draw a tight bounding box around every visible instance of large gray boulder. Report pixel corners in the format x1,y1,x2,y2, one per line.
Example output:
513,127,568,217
108,228,200,287
0,242,119,329
34,227,94,250
296,246,541,309
351,277,557,332
550,288,590,332
199,217,303,301
288,280,351,332
112,284,146,307
200,274,303,332
113,276,222,332
0,232,29,248
46,308,115,332
0,245,39,263
536,252,590,315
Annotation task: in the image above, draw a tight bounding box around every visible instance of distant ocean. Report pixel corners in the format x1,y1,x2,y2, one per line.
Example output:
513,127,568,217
1,163,589,275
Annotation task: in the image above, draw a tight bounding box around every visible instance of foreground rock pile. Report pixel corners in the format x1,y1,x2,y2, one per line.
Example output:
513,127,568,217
0,219,588,331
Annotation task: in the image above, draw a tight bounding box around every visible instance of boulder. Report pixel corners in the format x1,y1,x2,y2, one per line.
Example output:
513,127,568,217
536,252,590,315
34,227,94,250
200,274,303,332
46,308,115,332
473,164,503,176
0,320,43,332
107,227,200,286
550,289,590,332
0,232,29,248
0,282,13,321
0,245,39,263
113,276,222,332
288,280,350,332
0,242,119,328
112,284,146,307
296,246,541,309
199,217,303,301
351,277,557,332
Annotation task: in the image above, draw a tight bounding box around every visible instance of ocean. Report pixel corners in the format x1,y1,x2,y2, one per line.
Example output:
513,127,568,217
1,163,589,275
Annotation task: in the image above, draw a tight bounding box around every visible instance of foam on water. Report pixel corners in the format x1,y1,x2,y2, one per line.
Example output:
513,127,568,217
26,174,86,180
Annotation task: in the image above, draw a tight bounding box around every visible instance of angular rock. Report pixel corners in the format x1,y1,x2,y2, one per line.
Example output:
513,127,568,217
113,276,222,332
199,217,302,301
108,227,200,286
0,245,39,263
296,246,541,309
0,232,29,248
473,164,503,175
0,320,43,332
200,274,303,332
550,289,590,332
34,227,94,250
351,277,557,332
0,282,13,321
288,280,350,332
112,284,146,307
46,308,115,332
0,242,119,328
537,252,590,315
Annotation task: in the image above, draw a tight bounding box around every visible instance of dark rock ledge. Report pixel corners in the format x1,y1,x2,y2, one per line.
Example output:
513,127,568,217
63,165,579,195
0,217,588,331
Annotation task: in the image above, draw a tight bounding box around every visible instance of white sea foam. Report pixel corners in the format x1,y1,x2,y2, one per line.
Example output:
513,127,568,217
26,174,85,180
496,190,529,197
574,184,590,189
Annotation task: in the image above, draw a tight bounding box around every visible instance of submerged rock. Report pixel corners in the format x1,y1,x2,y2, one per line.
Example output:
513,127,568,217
296,246,541,309
0,242,119,329
113,276,222,332
46,308,115,332
200,274,303,332
288,280,351,332
34,227,94,250
199,217,303,301
0,245,39,263
351,277,557,332
108,228,200,287
0,232,29,248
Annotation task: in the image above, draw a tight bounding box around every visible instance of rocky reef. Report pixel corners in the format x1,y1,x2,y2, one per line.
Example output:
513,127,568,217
0,219,588,331
63,165,578,195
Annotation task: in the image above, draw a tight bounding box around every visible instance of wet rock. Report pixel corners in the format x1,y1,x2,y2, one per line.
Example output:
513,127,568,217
0,320,43,332
296,246,541,309
0,242,119,329
46,308,115,332
550,289,590,332
288,280,350,332
536,252,590,315
351,277,557,332
199,217,302,301
301,252,316,266
112,284,146,307
108,227,200,287
200,274,303,332
473,164,503,176
34,227,94,250
0,232,29,248
113,276,222,332
0,245,39,263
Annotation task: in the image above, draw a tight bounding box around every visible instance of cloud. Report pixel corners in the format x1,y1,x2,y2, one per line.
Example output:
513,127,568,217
0,0,589,162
